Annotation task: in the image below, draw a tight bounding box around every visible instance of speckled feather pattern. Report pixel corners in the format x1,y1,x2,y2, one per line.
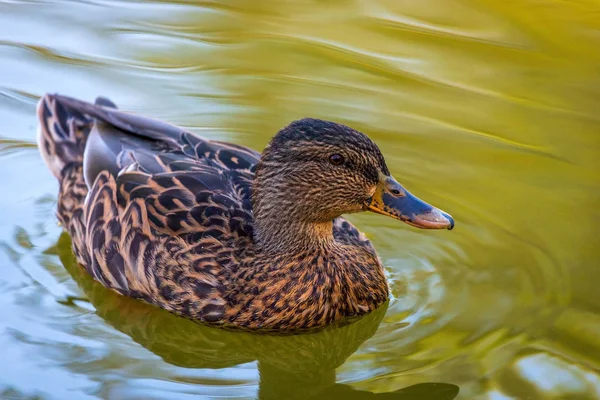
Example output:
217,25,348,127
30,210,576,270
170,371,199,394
37,94,389,331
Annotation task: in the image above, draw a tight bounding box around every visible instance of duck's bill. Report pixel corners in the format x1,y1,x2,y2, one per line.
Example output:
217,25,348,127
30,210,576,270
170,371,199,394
364,175,454,230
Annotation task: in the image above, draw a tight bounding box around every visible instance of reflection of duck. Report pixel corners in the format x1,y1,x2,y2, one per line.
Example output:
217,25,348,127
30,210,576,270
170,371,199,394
57,232,459,400
37,94,453,331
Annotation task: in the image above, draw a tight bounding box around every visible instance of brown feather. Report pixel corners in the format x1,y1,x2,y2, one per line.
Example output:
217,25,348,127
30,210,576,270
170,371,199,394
37,93,389,331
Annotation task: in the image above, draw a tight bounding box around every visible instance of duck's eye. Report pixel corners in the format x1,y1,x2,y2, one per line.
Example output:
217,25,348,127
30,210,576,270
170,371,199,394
329,154,344,166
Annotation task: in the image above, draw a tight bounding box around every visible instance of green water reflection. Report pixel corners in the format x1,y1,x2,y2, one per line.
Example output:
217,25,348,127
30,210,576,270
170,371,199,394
0,0,599,399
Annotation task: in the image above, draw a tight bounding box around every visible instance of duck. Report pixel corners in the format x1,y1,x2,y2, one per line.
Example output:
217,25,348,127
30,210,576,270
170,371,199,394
36,93,454,331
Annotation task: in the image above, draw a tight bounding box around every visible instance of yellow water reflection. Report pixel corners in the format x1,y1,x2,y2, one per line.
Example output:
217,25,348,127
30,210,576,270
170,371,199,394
0,0,598,399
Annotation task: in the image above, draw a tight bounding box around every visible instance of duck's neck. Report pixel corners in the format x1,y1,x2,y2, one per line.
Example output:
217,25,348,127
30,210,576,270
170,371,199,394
251,157,338,255
253,215,336,256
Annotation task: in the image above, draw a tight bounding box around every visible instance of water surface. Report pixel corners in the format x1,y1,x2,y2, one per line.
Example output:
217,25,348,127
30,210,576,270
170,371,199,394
1,0,599,399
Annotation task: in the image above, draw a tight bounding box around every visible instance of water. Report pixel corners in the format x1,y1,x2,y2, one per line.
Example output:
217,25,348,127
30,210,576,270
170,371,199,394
1,0,599,399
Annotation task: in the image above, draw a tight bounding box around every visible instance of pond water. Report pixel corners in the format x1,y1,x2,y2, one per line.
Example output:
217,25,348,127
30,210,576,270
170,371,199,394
1,1,599,399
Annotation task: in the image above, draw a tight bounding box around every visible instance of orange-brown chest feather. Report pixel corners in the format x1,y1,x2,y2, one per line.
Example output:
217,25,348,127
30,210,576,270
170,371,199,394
223,245,389,330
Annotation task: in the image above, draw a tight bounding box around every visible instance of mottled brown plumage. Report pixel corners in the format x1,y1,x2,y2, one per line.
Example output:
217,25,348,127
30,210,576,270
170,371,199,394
37,93,453,331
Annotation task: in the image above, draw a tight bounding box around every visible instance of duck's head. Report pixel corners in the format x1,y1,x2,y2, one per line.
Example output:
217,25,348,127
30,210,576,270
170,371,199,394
252,119,453,249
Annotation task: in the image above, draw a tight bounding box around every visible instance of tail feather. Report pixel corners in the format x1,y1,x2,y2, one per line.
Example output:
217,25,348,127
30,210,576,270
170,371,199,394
36,93,119,246
94,96,118,109
36,94,93,178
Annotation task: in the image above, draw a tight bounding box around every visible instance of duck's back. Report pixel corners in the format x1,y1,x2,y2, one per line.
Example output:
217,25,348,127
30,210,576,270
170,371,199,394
37,94,262,322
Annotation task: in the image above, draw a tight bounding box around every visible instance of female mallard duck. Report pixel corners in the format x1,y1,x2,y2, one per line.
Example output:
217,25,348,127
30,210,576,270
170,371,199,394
36,94,453,331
